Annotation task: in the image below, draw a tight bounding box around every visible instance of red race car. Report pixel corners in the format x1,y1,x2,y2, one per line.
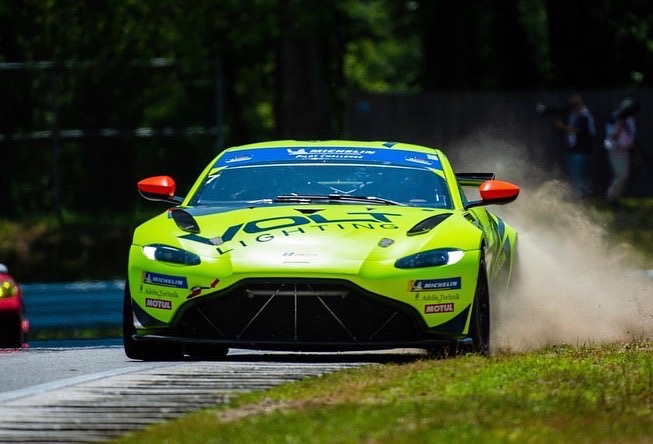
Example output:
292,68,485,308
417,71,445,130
0,264,29,347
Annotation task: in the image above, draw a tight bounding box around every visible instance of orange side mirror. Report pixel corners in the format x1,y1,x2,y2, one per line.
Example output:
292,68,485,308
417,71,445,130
137,176,177,201
479,180,520,204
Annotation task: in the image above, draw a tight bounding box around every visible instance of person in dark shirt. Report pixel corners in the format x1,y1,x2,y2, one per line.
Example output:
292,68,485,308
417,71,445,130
556,94,596,198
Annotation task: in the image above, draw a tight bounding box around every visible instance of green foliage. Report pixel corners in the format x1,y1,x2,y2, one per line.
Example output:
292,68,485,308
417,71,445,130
344,0,421,93
0,211,156,282
1,0,653,216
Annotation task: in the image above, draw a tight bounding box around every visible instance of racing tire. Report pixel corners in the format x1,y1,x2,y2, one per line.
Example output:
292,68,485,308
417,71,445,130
122,283,183,361
468,259,490,356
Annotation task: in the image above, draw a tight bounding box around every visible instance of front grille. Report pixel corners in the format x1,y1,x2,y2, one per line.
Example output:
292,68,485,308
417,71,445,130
175,279,425,345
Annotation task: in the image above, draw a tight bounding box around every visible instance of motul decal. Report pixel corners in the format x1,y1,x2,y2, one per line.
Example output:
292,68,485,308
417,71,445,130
145,298,172,310
424,303,454,314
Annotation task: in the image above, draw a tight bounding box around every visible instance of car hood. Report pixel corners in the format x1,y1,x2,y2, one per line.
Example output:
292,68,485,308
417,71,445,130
134,204,481,273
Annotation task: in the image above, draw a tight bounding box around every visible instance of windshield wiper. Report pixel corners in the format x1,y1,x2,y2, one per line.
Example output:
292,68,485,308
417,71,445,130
274,194,401,205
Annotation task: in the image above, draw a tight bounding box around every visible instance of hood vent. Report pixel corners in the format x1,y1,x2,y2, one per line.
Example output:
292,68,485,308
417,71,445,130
170,208,201,233
407,213,451,236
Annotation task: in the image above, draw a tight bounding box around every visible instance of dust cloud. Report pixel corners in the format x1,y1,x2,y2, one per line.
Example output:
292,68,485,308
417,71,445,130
449,132,653,352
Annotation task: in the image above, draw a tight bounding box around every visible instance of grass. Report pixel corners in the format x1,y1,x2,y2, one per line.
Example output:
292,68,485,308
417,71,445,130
114,341,653,443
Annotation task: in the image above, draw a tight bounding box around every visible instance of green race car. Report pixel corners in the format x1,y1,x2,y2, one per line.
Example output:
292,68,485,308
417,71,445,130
124,140,519,360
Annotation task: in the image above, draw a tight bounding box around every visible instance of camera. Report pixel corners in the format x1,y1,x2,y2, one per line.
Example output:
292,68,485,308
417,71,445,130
535,102,569,116
608,98,639,123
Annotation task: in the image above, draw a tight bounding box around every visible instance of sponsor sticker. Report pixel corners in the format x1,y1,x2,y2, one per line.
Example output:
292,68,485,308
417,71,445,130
409,278,461,292
145,298,172,310
186,278,221,300
415,293,460,301
424,303,455,314
183,212,401,255
225,155,253,164
143,271,188,289
143,287,180,298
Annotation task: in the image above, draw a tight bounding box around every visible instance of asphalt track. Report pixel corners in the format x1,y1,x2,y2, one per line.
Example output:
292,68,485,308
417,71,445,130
0,342,422,443
1,283,424,442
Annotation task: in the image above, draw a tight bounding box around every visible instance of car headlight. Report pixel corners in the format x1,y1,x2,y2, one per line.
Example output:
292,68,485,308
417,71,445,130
0,279,18,298
394,249,464,269
142,244,201,265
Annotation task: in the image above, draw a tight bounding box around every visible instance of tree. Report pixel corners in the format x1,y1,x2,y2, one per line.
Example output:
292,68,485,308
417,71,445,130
416,0,542,90
1,0,653,217
274,0,346,138
544,0,652,87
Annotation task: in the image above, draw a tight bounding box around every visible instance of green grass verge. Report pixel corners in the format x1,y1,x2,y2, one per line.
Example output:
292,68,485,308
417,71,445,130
114,341,653,443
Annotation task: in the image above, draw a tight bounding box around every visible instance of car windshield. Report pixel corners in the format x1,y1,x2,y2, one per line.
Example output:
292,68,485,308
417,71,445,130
189,163,452,209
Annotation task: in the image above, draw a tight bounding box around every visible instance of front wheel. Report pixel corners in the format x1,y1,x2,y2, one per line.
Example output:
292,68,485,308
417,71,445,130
122,283,182,361
468,260,490,356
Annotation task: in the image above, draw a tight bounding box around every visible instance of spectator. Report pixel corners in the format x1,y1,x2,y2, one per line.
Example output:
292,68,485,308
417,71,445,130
556,94,596,198
604,98,637,203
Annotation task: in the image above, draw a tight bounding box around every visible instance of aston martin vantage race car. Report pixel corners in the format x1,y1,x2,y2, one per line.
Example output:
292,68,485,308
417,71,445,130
124,140,519,360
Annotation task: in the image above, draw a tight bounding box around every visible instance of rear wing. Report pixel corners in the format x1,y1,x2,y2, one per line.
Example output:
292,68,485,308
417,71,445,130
455,173,496,187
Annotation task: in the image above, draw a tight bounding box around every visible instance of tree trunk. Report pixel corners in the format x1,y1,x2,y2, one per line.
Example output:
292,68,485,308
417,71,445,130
274,0,338,139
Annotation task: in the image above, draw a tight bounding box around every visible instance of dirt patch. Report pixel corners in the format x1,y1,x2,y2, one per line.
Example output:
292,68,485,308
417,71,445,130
451,131,653,351
216,398,322,423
